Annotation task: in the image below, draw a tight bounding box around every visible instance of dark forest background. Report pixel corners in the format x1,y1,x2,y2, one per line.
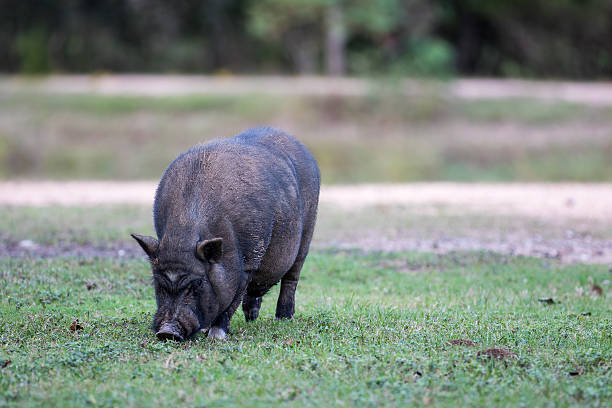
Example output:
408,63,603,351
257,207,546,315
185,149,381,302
1,0,612,78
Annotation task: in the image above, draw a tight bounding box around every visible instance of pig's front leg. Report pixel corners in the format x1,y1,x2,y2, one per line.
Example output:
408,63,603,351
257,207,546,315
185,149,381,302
207,270,249,340
207,313,229,340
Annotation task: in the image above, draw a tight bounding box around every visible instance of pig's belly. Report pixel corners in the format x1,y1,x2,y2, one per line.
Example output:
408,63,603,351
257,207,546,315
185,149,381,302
246,219,302,297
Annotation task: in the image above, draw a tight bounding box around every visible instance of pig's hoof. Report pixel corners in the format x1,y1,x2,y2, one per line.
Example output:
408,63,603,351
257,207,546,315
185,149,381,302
275,304,294,320
243,296,262,322
245,308,260,322
207,327,227,340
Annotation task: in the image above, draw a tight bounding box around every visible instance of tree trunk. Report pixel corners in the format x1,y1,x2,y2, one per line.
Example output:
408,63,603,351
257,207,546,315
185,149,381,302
286,31,318,74
325,3,346,76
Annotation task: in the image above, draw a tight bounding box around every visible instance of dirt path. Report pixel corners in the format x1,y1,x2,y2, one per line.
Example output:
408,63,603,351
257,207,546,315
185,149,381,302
2,181,611,220
2,182,611,264
3,75,612,105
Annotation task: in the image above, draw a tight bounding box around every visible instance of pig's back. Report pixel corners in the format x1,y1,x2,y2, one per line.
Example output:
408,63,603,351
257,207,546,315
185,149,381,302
232,126,320,199
154,127,319,271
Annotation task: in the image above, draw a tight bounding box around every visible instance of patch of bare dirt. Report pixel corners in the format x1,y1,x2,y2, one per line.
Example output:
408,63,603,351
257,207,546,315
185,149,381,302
0,181,156,206
3,76,612,106
315,234,612,264
449,339,476,347
1,182,611,263
2,182,611,220
321,183,612,221
477,348,517,360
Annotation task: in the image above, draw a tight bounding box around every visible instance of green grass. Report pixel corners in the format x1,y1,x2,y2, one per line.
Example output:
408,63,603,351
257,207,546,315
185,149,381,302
1,91,612,182
1,252,610,407
0,206,154,245
0,92,283,117
456,99,590,124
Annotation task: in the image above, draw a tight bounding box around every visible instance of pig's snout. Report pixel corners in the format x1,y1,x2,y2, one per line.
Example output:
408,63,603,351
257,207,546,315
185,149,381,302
156,322,184,342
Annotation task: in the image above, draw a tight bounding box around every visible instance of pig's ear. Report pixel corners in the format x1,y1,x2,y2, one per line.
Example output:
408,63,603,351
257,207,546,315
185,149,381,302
131,233,159,258
196,238,223,263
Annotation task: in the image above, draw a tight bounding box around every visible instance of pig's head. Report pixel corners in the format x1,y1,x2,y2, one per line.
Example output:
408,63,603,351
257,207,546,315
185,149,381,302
131,233,233,341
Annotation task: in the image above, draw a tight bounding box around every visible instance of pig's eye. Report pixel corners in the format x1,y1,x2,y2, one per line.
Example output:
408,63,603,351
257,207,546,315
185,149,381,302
193,279,203,288
156,285,169,297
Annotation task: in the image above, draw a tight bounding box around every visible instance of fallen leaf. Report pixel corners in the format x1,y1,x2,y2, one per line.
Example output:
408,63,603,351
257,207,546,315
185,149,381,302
283,338,296,346
569,368,583,376
449,339,476,347
591,285,603,295
70,319,83,331
538,297,555,304
477,348,517,360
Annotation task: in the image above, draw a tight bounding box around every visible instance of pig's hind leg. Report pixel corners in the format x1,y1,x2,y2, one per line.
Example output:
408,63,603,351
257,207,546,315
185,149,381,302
275,210,317,320
275,257,306,320
242,295,263,321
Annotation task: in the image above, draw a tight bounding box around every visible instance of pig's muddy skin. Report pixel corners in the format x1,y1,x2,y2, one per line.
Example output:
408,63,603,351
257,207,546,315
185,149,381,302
132,127,320,341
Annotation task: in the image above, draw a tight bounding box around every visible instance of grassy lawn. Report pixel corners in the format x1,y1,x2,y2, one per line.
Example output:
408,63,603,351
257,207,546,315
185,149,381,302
1,91,612,182
1,80,611,405
1,250,610,407
0,205,155,246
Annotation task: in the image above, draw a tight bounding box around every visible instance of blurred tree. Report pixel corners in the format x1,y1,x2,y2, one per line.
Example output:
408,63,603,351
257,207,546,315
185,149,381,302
247,0,439,75
325,2,346,75
16,28,51,73
437,0,612,78
0,0,609,77
248,0,326,74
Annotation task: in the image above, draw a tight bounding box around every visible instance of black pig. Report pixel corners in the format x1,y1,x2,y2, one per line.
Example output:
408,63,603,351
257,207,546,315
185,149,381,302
131,127,320,341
